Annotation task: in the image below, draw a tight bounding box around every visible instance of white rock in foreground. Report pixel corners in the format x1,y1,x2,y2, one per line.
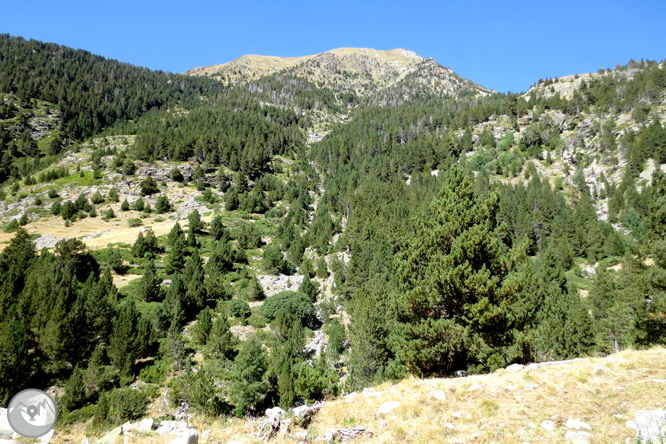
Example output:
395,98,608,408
428,390,446,401
635,410,666,443
565,430,592,444
565,418,591,431
541,420,556,431
168,428,198,444
376,401,401,415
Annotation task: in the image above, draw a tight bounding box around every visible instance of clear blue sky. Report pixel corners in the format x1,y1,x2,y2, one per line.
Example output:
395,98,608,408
1,0,664,93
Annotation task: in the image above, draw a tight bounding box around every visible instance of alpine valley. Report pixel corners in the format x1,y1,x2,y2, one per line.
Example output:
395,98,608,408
0,34,665,443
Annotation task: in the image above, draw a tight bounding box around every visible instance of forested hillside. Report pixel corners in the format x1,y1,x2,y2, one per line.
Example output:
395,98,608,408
0,35,665,439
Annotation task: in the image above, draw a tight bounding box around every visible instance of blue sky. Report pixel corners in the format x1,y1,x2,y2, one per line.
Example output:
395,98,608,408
1,0,663,93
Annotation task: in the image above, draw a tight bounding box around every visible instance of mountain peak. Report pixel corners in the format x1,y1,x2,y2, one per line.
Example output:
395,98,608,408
183,47,425,84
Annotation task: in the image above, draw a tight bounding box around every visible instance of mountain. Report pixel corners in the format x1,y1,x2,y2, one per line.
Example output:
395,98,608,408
184,47,492,98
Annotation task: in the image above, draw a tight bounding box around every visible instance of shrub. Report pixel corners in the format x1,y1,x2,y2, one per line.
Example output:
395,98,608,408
140,176,159,196
127,218,142,227
94,389,147,425
261,291,316,329
170,167,184,182
156,195,171,213
139,360,168,384
121,199,130,211
228,299,251,319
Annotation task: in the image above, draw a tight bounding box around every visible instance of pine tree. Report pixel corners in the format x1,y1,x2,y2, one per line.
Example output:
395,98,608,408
141,260,162,302
388,167,529,374
108,300,140,376
231,336,267,416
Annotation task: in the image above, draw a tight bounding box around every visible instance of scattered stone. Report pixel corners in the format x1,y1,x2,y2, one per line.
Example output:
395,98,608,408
155,421,189,435
33,233,60,250
626,420,637,429
565,418,591,431
168,428,198,444
594,363,613,375
455,370,467,378
453,412,463,419
649,379,666,384
565,431,592,444
467,384,483,392
136,418,154,433
524,383,540,390
329,427,373,441
506,364,525,373
445,423,455,429
528,423,536,429
376,401,401,415
525,363,541,372
428,390,446,401
265,407,286,419
292,403,321,427
541,420,556,432
635,409,666,443
95,426,122,444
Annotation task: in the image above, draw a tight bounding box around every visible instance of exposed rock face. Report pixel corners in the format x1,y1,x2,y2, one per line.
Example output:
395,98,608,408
258,274,303,297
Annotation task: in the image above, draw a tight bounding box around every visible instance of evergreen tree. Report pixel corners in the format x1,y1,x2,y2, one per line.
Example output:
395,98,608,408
388,167,531,374
231,336,268,416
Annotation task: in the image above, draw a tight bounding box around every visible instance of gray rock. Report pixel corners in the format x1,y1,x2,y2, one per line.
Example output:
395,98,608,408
135,418,154,433
541,420,556,432
565,418,591,431
376,401,400,414
155,421,188,435
428,390,446,401
635,410,666,443
505,363,524,373
467,383,483,392
95,426,122,444
265,407,286,419
168,428,198,444
565,431,592,444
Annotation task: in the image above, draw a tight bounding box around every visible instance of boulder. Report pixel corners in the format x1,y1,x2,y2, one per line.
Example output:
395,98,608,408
168,428,198,444
565,431,591,444
505,363,524,373
428,390,446,401
541,420,556,432
467,383,483,392
95,426,122,444
635,410,666,443
565,418,591,431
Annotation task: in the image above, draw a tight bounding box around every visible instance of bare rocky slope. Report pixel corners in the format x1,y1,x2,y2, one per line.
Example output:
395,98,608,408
184,47,492,98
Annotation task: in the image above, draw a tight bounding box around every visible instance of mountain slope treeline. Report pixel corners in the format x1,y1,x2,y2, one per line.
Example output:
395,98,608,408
0,34,227,140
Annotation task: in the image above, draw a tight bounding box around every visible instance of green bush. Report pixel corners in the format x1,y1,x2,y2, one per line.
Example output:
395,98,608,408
127,218,142,227
139,360,168,384
228,299,251,319
93,388,147,427
261,291,316,329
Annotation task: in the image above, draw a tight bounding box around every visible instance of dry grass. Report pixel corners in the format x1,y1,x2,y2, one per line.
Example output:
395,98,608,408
47,348,666,444
0,186,212,252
